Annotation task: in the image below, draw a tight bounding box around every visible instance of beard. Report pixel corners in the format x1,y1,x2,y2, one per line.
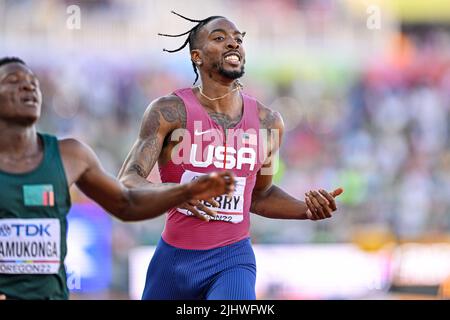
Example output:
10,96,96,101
219,66,245,79
214,61,245,80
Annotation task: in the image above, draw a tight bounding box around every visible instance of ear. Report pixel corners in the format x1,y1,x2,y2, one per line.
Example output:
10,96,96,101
191,49,202,66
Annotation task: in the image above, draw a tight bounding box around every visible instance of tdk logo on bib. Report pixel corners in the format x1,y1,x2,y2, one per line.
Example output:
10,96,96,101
0,223,52,237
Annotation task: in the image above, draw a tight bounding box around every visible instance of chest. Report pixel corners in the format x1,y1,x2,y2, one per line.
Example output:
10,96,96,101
162,124,261,180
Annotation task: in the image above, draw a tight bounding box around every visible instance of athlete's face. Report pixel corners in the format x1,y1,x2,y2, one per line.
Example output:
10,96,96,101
0,63,42,125
192,18,246,81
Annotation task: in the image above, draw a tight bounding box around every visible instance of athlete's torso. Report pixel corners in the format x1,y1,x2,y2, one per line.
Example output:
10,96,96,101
0,133,71,299
159,88,263,250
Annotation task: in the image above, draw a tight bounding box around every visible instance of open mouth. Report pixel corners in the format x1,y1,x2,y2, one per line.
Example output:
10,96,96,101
21,95,38,105
223,52,241,66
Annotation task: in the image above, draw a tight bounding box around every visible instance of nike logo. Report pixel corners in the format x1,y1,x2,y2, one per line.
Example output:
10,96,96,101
194,129,212,136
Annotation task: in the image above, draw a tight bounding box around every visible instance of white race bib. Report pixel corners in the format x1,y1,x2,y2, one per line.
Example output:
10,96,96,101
0,218,61,274
178,170,246,223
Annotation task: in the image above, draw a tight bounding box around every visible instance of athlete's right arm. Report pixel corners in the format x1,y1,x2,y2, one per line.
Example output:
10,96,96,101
116,96,227,220
117,95,183,187
113,95,229,220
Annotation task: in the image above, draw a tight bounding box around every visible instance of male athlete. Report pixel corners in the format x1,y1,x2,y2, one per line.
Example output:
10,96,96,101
118,13,343,300
0,57,235,300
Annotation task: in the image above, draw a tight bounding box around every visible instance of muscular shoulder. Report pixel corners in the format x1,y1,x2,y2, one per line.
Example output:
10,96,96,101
59,138,87,156
58,138,98,168
256,101,284,132
143,94,186,131
58,138,100,185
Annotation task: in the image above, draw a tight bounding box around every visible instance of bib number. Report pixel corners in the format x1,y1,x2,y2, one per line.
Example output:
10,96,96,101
178,170,246,223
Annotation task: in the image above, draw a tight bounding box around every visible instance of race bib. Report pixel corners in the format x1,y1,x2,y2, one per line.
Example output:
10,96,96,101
0,218,61,274
178,170,246,223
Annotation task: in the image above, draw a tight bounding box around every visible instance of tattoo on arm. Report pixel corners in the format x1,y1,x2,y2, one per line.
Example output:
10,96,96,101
127,163,148,179
257,104,283,167
260,108,278,130
120,97,186,180
121,107,161,179
160,101,186,129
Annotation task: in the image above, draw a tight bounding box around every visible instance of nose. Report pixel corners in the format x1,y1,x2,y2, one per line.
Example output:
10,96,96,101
226,38,239,50
20,81,36,92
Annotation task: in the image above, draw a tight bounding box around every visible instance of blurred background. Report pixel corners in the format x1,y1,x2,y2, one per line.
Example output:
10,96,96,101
2,0,450,299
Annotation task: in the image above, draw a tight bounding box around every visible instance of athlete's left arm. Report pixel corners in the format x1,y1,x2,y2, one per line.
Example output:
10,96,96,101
250,103,343,221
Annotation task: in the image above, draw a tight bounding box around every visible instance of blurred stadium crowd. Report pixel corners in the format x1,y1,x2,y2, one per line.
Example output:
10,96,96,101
1,0,450,298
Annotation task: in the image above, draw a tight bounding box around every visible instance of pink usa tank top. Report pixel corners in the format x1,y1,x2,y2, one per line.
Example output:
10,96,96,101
160,87,263,249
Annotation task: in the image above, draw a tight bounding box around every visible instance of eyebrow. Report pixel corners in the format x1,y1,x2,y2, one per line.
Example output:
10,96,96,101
209,28,244,36
2,70,37,81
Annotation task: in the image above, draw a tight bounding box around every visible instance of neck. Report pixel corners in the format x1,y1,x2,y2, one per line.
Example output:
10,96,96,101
0,120,39,155
197,75,242,112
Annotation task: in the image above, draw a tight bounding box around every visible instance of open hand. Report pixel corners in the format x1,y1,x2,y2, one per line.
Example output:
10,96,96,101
182,171,235,221
188,171,235,201
178,198,221,222
305,188,344,220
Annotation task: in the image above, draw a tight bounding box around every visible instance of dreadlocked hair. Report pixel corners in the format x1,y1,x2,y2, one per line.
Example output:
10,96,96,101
0,56,26,68
158,11,224,85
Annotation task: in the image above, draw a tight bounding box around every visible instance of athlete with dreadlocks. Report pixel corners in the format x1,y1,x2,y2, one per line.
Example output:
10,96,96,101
118,12,344,300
